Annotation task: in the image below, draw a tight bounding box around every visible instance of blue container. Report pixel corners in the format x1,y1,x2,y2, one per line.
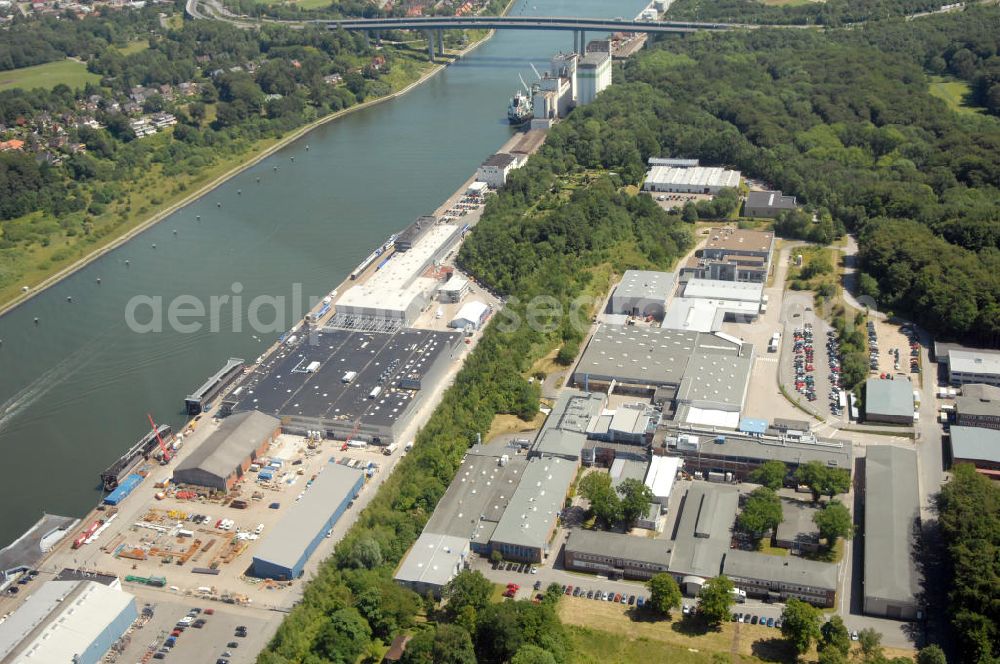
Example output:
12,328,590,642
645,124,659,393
258,469,274,481
104,473,143,505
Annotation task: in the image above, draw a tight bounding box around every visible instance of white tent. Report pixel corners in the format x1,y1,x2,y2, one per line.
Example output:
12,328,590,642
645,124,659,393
449,301,490,330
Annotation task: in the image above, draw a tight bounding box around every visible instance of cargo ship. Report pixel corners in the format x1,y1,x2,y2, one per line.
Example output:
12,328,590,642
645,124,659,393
507,89,533,125
100,424,172,491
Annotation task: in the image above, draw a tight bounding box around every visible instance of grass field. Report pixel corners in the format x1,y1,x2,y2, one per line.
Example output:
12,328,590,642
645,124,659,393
567,626,728,664
928,76,984,115
0,60,101,92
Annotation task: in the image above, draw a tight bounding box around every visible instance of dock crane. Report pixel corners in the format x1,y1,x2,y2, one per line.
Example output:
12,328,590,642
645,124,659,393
147,413,173,464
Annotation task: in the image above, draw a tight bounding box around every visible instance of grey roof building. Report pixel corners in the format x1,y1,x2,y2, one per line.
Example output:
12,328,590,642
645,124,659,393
252,461,365,579
529,390,606,460
947,349,1000,387
422,446,527,545
572,325,752,412
743,190,797,218
669,483,739,592
489,457,577,563
949,425,1000,475
863,446,921,620
173,411,280,490
774,499,821,553
864,378,915,425
394,533,470,598
564,529,671,580
610,270,676,320
955,384,1000,430
723,549,838,607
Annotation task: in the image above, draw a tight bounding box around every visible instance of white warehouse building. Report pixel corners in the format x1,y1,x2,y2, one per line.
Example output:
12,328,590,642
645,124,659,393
643,165,742,195
449,300,491,331
0,579,137,664
610,269,675,320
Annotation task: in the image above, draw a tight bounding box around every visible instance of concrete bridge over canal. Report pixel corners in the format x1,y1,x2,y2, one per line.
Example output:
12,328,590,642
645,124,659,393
186,0,737,60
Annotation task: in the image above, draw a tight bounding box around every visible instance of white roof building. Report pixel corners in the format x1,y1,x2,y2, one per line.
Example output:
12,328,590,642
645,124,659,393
449,300,490,330
336,223,461,325
645,455,683,504
948,350,1000,387
394,532,470,598
683,279,763,304
0,580,137,664
642,165,741,194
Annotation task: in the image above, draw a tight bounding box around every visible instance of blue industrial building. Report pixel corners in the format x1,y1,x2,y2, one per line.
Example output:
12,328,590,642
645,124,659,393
251,460,365,579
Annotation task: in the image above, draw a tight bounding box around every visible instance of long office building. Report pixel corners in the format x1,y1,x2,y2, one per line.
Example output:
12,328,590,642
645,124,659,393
564,529,670,580
662,429,853,482
234,327,461,444
252,460,365,579
935,346,1000,387
0,580,137,664
863,446,921,620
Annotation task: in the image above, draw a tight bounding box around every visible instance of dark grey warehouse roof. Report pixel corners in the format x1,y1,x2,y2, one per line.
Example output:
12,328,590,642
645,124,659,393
175,411,279,480
863,446,921,607
723,549,838,591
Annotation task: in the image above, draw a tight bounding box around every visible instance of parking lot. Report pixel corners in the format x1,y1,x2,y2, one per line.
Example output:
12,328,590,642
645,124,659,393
778,293,837,420
111,596,276,664
649,191,714,211
869,318,921,379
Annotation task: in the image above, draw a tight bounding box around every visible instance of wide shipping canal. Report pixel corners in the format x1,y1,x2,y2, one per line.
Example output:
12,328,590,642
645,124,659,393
0,0,647,547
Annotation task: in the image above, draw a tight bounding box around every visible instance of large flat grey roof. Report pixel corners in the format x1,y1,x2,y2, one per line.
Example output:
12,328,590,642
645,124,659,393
573,325,744,388
423,449,527,540
668,483,738,579
956,388,1000,418
864,446,920,607
565,529,671,566
723,549,837,591
253,461,364,571
490,457,577,551
950,426,1000,463
676,352,753,410
745,190,796,212
865,378,914,418
175,411,279,479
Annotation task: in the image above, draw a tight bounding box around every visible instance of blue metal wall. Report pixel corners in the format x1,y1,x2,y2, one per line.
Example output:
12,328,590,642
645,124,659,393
80,597,138,664
253,471,364,579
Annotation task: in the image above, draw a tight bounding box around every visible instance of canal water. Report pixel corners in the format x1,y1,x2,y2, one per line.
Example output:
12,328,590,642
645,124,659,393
0,0,646,547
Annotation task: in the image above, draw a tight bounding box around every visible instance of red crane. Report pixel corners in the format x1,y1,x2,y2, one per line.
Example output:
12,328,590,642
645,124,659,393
147,413,173,464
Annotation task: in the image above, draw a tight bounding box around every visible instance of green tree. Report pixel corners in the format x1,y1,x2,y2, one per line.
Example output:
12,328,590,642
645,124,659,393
340,534,383,569
736,487,783,541
579,472,622,526
512,644,558,664
749,460,788,490
781,598,823,655
796,461,851,502
443,570,493,620
315,607,371,664
402,624,476,664
916,644,947,664
618,478,655,527
697,576,735,627
819,615,851,657
646,573,682,618
682,200,699,222
857,627,884,661
490,549,503,565
813,500,854,549
817,649,849,664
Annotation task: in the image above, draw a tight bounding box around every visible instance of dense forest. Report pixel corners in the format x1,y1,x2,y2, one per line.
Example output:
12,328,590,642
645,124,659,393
665,0,940,26
933,465,1000,663
0,9,163,71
